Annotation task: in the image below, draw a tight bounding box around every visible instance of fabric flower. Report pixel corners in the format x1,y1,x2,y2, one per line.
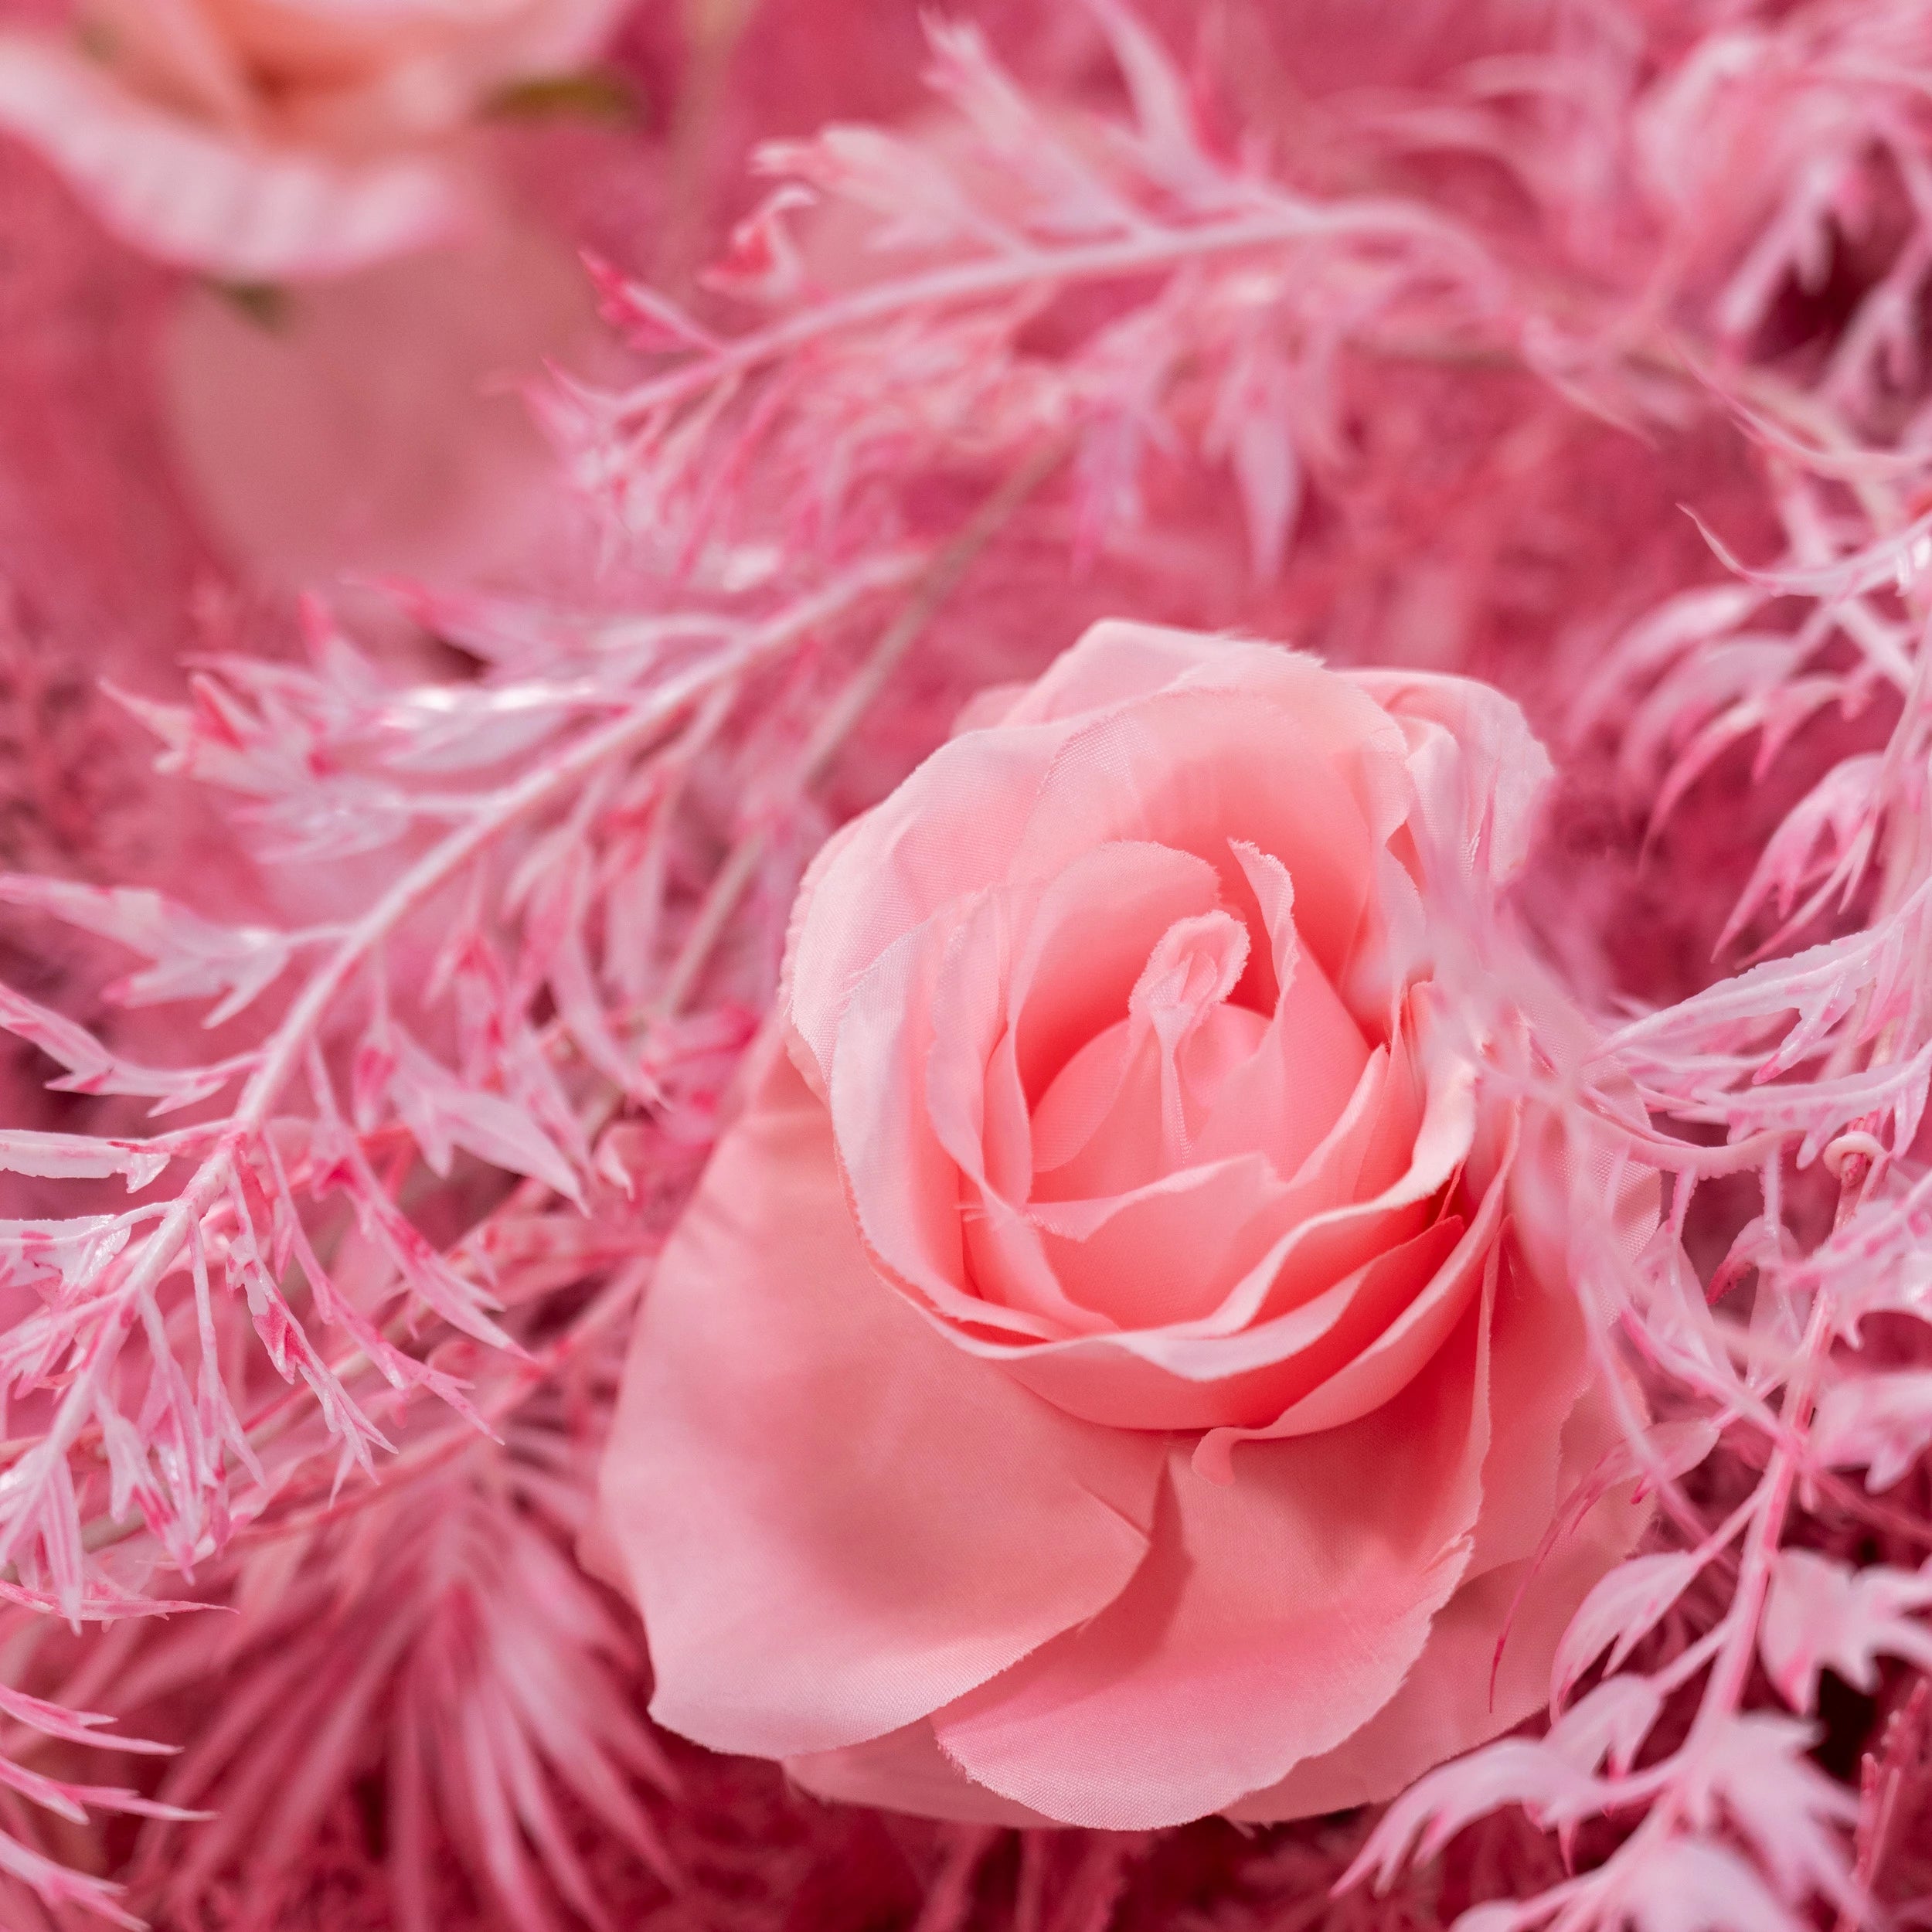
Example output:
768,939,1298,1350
600,620,1646,1829
0,0,628,280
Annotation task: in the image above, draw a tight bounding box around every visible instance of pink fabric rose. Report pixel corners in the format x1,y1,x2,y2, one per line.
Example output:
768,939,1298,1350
0,0,628,279
600,621,1645,1828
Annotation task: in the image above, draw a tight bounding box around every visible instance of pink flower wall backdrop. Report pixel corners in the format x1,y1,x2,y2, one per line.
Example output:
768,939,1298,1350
0,2,1928,1929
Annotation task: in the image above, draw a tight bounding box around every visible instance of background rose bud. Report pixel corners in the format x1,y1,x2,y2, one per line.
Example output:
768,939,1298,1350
601,620,1648,1830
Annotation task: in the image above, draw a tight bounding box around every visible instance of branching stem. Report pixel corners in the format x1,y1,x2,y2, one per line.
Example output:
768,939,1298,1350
0,563,917,1584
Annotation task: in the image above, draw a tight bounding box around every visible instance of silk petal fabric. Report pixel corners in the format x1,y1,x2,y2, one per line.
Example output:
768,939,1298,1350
0,0,627,277
604,1045,1163,1762
0,35,461,280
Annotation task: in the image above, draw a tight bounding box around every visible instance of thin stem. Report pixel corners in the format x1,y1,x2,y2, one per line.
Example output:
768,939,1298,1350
32,509,1033,1573
607,198,1487,426
1541,1224,1853,1926
654,440,1067,1018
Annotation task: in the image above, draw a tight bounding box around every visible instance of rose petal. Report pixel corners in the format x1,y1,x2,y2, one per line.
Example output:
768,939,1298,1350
88,0,254,121
1032,998,1267,1202
1199,1029,1464,1338
1006,688,1383,985
1468,1246,1592,1573
1017,1213,1462,1439
786,724,1067,1088
1349,668,1555,886
1225,1361,1647,1819
0,34,466,279
992,619,1238,728
930,1274,1496,1828
1189,1125,1519,1479
958,1190,1108,1335
1034,1152,1293,1330
831,905,1059,1341
600,1044,1164,1760
778,815,866,1103
1026,1019,1138,1185
957,1039,1454,1430
1189,1213,1470,1479
922,876,1093,1332
927,842,1223,1253
787,1724,1054,1827
162,206,597,587
1002,629,1412,863
947,680,1029,737
1191,842,1371,1179
914,841,1258,1335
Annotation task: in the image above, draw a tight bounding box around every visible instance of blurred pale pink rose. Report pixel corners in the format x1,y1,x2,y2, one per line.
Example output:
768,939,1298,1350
0,0,630,279
600,620,1648,1829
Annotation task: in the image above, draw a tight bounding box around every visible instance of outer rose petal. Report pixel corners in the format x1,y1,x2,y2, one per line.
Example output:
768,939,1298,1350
990,618,1231,727
1467,1241,1595,1572
600,1044,1164,1760
0,35,464,278
787,1724,1053,1828
829,906,1067,1341
929,1277,1496,1828
1000,625,1411,848
1349,668,1556,886
787,722,1070,1088
1225,1368,1646,1818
